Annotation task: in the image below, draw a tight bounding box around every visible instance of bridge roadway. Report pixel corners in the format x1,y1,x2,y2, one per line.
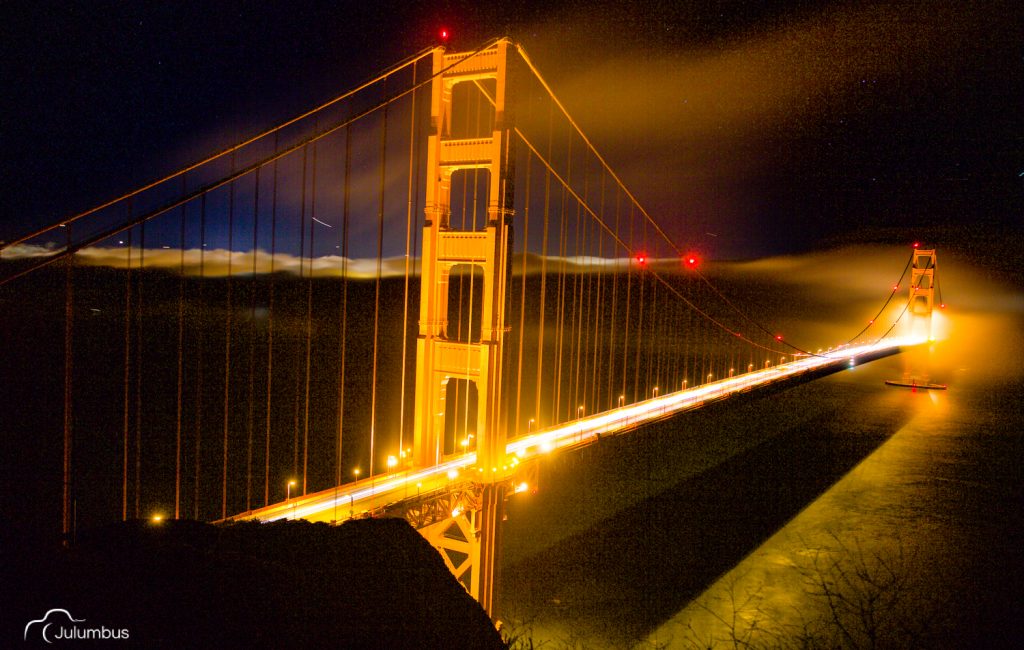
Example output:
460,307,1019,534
223,337,917,525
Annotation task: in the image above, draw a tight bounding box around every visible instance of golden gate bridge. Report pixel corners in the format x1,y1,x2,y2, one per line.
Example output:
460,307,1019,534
0,38,941,616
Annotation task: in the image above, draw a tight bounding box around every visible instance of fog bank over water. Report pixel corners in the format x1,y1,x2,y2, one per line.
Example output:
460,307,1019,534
497,244,1024,647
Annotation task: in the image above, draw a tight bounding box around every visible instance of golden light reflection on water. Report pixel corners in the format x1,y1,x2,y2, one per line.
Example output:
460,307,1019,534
643,385,950,647
641,261,1024,648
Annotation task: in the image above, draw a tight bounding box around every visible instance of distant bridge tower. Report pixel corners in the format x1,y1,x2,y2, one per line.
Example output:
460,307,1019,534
908,248,937,341
412,38,515,616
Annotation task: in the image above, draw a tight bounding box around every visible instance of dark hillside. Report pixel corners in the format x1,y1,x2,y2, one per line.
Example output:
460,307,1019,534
3,517,504,649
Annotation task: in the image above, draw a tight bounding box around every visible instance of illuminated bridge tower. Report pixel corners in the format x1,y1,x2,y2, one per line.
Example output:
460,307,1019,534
411,39,515,615
908,248,937,341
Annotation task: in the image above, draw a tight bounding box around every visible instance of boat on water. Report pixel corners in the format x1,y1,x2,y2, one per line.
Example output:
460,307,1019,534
884,379,947,390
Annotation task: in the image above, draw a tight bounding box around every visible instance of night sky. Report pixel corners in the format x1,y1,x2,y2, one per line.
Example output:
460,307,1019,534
1,0,1021,259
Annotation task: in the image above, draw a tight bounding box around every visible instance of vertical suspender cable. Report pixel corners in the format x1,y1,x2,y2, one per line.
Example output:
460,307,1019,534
399,60,419,458
553,133,571,421
369,82,390,479
633,223,645,400
122,221,132,521
302,142,317,495
606,190,620,410
533,105,553,425
194,195,206,519
569,176,583,416
646,271,658,393
222,162,235,520
513,154,530,435
175,179,186,519
62,223,74,544
293,146,307,484
621,206,633,402
135,222,145,518
337,127,351,486
683,281,691,387
264,139,278,506
673,288,683,385
246,168,260,512
590,176,606,412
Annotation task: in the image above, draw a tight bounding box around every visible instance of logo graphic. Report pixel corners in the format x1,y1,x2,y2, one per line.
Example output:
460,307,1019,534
23,609,129,643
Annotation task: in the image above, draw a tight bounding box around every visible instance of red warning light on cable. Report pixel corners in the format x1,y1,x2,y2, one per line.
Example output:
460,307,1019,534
636,253,647,266
683,253,699,268
775,335,783,341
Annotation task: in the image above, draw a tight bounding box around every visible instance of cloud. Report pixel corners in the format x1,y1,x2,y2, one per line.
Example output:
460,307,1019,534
510,1,1011,253
4,244,651,278
541,1,995,145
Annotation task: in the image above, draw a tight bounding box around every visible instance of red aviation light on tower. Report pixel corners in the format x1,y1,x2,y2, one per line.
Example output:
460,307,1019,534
683,252,700,269
439,27,450,43
636,253,647,266
913,241,920,249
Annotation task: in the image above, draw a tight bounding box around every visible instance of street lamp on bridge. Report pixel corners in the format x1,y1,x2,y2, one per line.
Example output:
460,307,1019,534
287,480,297,520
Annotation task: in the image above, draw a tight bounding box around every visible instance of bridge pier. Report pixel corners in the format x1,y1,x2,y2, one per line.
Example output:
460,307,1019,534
401,480,512,617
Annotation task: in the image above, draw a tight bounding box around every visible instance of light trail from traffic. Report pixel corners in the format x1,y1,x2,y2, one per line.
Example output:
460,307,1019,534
225,336,921,525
